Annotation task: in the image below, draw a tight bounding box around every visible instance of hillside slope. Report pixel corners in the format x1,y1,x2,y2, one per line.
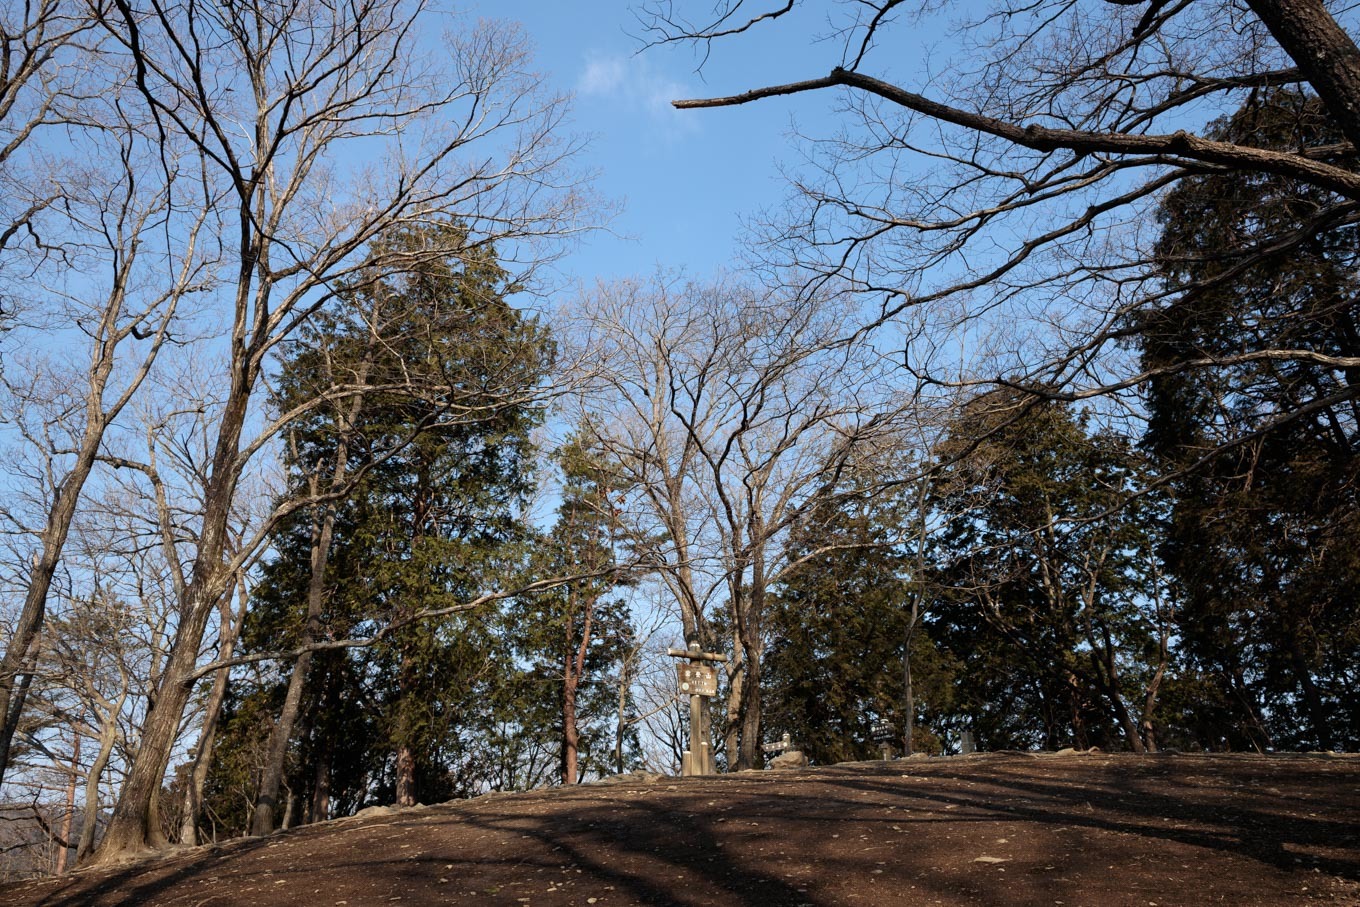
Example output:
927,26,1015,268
4,753,1358,906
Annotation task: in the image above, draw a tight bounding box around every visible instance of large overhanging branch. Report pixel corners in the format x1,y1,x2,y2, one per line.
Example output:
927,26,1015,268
674,68,1360,199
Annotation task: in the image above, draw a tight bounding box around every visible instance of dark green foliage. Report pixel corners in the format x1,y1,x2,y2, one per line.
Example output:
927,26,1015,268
764,492,955,764
928,393,1168,752
1139,90,1360,751
205,223,556,830
507,434,638,782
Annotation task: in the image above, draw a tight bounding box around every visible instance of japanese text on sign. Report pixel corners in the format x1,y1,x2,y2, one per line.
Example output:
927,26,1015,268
677,663,718,697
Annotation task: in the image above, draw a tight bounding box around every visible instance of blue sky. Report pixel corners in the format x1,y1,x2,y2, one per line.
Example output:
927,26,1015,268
483,1,850,287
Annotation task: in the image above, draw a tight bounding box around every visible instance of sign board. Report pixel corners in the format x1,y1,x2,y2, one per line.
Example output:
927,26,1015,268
677,663,718,697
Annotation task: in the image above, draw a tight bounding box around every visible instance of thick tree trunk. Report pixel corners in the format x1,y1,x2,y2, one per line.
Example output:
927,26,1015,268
1247,0,1360,153
91,361,255,864
92,583,223,862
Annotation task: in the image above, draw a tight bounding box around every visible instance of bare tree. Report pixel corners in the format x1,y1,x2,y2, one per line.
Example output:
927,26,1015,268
643,0,1360,447
566,273,918,769
78,0,591,861
0,93,214,784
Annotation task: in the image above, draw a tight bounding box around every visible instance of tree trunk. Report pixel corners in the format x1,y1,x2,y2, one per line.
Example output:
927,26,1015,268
281,789,297,830
395,744,417,807
1090,642,1145,754
181,586,247,846
562,650,580,785
92,363,256,864
562,588,596,785
310,750,331,824
76,687,127,864
251,538,324,833
54,733,79,875
0,635,40,778
614,663,628,775
1141,670,1166,753
737,653,762,770
0,520,84,783
734,551,766,771
254,349,369,834
1247,0,1360,153
723,652,743,769
0,267,167,783
1289,638,1334,751
902,646,915,757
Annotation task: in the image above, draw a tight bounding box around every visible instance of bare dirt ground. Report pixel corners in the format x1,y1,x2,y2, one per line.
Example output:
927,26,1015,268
4,752,1358,907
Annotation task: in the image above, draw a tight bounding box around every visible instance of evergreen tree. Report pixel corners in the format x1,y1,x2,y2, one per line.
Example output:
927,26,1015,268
928,393,1170,752
763,489,956,764
507,435,637,784
205,223,552,833
1139,90,1360,751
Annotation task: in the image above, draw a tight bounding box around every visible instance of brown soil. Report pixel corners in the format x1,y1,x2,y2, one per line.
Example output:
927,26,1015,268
5,752,1359,906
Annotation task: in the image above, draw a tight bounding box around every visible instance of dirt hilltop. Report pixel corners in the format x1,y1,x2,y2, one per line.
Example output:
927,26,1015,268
5,752,1358,906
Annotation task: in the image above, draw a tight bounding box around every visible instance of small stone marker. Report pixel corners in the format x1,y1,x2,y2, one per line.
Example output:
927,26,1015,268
763,732,806,770
768,749,808,770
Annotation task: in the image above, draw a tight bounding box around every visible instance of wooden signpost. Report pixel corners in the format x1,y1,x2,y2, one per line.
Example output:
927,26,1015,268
666,642,728,776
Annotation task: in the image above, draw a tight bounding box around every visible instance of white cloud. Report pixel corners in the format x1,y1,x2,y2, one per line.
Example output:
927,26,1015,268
578,57,629,96
575,53,699,139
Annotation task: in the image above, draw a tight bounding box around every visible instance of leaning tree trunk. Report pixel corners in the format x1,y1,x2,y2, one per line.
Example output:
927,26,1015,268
76,691,125,863
1246,0,1360,153
91,364,255,865
0,455,98,783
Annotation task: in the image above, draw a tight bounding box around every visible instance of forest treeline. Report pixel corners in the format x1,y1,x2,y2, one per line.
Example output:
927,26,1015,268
1,0,1359,883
